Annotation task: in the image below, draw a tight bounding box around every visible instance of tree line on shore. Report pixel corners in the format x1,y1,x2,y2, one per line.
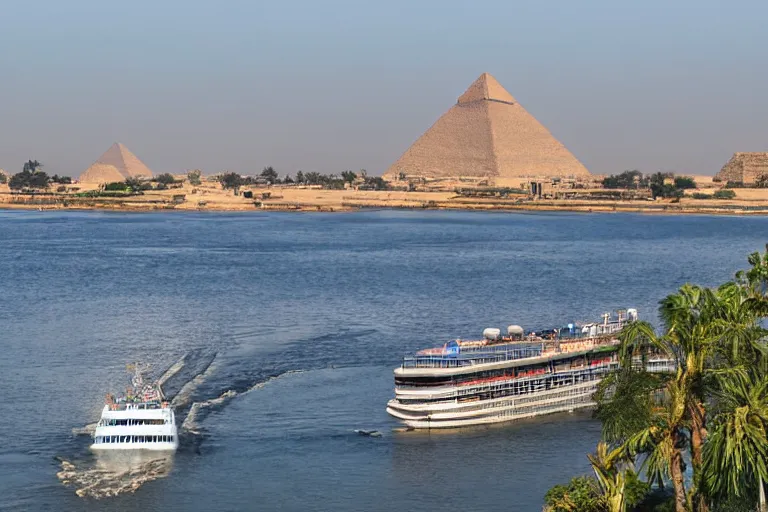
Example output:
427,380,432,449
544,247,768,512
0,161,391,194
603,169,768,200
1,160,72,191
216,167,388,194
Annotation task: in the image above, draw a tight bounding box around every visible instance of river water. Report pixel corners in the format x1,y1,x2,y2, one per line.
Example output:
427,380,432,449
0,210,765,511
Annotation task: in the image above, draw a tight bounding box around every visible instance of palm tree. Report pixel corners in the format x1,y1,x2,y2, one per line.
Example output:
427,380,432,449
599,282,765,512
587,442,628,512
703,369,768,512
597,362,689,512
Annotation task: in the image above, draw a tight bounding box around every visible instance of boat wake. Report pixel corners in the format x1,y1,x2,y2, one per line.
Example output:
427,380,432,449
61,327,378,499
56,453,173,499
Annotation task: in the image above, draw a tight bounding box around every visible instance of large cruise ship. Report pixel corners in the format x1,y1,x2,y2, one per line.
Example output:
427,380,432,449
387,309,647,429
91,364,179,451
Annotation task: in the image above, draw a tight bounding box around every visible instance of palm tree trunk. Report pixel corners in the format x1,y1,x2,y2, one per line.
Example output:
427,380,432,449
759,475,766,512
690,401,709,512
670,448,687,512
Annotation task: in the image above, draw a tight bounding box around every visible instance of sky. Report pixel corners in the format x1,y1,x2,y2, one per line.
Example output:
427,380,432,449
1,0,766,178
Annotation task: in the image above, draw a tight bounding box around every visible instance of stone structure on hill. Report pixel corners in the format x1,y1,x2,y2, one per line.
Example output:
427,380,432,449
715,152,768,185
384,73,590,181
78,143,153,183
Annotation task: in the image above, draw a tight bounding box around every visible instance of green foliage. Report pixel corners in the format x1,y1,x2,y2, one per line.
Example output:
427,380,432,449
74,190,135,198
702,369,768,503
624,470,652,508
360,176,388,190
124,177,148,192
649,172,681,199
154,173,176,185
713,189,736,199
219,172,243,192
50,174,72,184
691,193,712,199
9,169,50,190
289,169,387,190
283,174,294,184
22,160,42,173
187,169,202,186
673,176,696,189
260,166,278,185
586,249,768,512
603,170,647,189
544,476,608,512
0,173,7,184
104,182,129,191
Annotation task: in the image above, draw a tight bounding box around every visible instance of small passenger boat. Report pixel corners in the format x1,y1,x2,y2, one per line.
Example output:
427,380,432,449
91,364,178,451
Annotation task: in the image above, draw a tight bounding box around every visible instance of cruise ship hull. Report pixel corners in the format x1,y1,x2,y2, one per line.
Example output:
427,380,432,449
387,379,599,429
387,310,646,430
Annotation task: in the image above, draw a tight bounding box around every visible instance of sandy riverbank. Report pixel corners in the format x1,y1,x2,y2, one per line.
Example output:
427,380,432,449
3,182,768,215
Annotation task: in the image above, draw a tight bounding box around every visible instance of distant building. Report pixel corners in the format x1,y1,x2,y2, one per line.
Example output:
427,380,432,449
79,143,154,183
715,152,768,184
384,73,590,182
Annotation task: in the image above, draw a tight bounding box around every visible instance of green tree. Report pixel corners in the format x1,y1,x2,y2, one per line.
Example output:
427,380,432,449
50,174,72,184
124,177,144,193
303,172,322,185
703,369,768,511
599,285,763,512
0,173,7,184
295,171,305,184
9,169,50,190
154,173,176,185
341,170,357,183
603,170,646,190
673,176,697,189
23,160,43,173
187,169,202,186
587,442,629,512
260,166,278,185
219,172,243,194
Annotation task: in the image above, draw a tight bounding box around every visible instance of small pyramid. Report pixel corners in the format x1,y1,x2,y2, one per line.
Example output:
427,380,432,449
385,73,590,180
715,152,768,185
78,143,153,183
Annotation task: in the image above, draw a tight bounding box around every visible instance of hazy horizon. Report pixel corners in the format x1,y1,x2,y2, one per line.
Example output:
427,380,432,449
1,0,766,178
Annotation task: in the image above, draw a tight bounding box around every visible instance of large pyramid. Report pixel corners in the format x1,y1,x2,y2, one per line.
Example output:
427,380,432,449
384,73,590,180
78,143,154,183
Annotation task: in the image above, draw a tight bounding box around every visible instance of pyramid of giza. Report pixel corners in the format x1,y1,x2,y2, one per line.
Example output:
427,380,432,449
78,143,154,183
715,152,768,184
384,73,590,180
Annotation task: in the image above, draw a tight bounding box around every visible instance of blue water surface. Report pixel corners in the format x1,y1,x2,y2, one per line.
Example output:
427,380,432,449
0,210,765,511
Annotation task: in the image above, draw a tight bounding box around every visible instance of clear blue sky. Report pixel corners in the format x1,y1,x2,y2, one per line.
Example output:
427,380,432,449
1,0,766,177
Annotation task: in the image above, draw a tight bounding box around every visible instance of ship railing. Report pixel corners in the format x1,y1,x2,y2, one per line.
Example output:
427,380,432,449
402,346,545,369
632,357,676,373
401,338,620,369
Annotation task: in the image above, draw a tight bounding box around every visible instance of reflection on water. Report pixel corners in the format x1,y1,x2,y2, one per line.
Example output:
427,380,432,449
57,451,174,499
